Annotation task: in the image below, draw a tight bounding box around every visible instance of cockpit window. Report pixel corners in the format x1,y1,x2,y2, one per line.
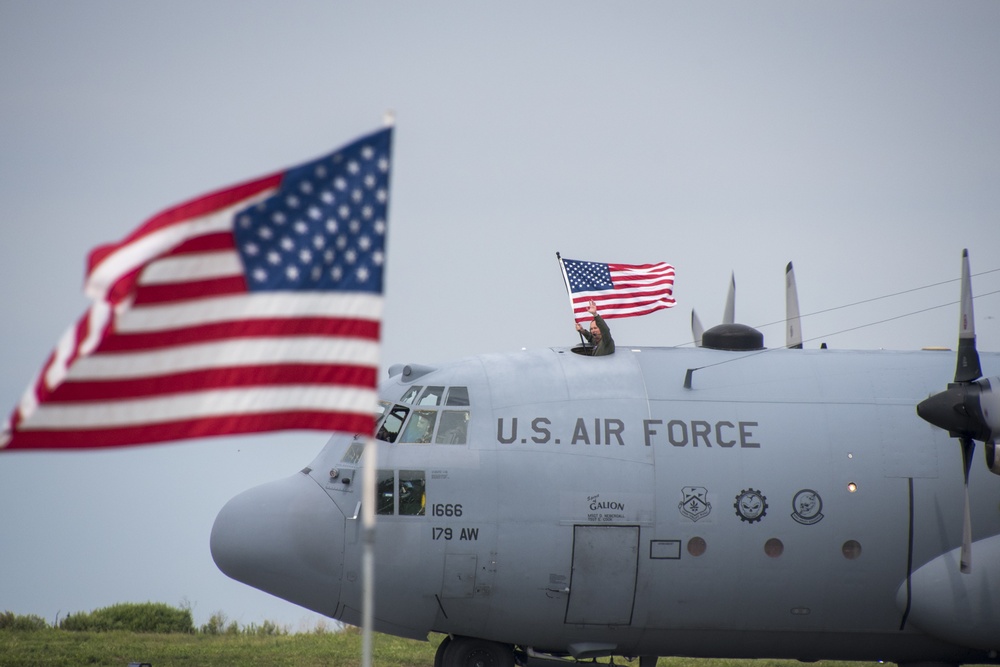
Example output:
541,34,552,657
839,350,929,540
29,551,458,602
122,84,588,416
436,410,469,444
375,404,409,443
446,386,469,406
378,385,472,444
418,386,445,406
400,410,437,444
399,386,422,404
375,400,391,425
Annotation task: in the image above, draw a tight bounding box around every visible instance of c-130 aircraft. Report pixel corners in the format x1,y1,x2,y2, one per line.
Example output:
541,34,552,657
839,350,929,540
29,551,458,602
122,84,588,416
211,250,999,667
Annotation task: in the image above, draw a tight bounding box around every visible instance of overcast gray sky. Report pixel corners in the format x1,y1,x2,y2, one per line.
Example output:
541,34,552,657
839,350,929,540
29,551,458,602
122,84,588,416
2,1,999,631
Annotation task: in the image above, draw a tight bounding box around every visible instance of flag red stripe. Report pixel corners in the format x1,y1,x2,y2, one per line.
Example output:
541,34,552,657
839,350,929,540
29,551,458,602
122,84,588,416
573,303,675,318
4,411,374,450
596,304,674,320
133,275,248,305
607,262,673,272
572,293,674,309
165,232,237,256
47,364,377,402
96,317,381,352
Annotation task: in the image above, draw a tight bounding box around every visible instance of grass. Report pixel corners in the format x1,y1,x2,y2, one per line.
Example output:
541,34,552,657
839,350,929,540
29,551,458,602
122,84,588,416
1,628,433,667
0,628,898,667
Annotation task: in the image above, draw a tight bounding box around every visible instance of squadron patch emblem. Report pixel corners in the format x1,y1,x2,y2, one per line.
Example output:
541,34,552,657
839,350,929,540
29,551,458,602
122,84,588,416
734,488,768,523
791,489,824,525
678,486,712,522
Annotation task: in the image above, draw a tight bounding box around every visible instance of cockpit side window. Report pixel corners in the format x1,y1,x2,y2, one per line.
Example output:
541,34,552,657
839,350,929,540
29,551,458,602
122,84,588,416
400,409,437,444
375,404,409,443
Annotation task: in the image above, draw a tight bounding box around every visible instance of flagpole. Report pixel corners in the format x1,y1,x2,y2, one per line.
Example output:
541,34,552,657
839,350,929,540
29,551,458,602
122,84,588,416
556,252,587,346
360,110,393,667
361,436,376,667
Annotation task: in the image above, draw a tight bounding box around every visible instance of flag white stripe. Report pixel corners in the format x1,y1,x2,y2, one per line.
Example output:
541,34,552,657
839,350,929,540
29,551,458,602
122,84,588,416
20,386,378,430
69,337,380,380
85,196,271,301
115,292,383,333
139,251,243,284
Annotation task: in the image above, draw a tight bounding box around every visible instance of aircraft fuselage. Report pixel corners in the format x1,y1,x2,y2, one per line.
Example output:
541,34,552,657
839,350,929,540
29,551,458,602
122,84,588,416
212,344,1000,664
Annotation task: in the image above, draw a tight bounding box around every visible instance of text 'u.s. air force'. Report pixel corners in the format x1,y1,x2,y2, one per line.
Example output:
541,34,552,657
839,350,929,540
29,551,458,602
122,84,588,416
496,417,760,448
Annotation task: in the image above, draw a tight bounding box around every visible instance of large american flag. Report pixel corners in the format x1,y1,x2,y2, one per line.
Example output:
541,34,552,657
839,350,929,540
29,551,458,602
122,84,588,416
2,127,392,450
561,257,676,324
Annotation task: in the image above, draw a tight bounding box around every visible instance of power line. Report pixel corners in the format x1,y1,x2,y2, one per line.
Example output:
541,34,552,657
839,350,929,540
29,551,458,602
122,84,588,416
752,267,1000,332
799,289,1000,346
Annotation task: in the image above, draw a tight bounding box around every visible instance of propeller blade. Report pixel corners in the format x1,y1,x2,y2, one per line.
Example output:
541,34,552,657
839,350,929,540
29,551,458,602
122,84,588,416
723,272,735,325
955,249,982,383
691,310,705,347
785,261,803,349
916,250,996,575
960,437,975,574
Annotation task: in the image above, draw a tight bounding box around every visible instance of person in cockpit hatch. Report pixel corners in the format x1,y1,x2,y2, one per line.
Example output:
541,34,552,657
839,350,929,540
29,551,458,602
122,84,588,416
575,300,615,356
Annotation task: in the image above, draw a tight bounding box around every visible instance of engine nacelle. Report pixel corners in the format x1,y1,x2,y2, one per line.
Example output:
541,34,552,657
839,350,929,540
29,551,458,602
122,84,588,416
987,442,1000,476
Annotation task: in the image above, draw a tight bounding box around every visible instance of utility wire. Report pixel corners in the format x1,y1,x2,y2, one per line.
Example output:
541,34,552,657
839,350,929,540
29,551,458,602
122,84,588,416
798,289,1000,347
751,267,1000,333
683,287,1000,382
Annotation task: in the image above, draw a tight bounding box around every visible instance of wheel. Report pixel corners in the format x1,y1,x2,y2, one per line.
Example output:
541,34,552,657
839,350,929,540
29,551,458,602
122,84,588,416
434,636,453,667
441,636,515,667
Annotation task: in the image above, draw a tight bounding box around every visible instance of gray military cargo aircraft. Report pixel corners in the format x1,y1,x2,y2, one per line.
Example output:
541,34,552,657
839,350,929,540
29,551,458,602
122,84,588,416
211,250,1000,667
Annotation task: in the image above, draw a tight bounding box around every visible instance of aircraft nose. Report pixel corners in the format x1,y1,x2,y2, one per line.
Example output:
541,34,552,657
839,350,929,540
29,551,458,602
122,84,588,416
211,471,344,617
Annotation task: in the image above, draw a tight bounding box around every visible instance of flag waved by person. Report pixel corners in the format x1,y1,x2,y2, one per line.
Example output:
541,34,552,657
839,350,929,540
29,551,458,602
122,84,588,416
559,256,675,324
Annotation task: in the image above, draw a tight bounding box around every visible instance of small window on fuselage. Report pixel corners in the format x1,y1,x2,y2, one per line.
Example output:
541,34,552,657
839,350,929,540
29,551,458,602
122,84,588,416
377,470,395,515
399,470,426,516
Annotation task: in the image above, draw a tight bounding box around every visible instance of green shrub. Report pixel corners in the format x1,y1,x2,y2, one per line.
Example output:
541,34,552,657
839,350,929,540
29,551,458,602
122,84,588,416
243,619,287,636
0,611,48,631
200,610,239,635
200,610,226,635
60,602,194,634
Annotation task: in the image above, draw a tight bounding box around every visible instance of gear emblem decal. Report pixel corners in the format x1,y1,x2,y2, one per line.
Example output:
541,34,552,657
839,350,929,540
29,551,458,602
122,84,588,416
734,488,768,523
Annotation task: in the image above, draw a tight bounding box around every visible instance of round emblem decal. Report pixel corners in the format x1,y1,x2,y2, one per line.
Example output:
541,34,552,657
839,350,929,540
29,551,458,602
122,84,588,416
791,489,824,525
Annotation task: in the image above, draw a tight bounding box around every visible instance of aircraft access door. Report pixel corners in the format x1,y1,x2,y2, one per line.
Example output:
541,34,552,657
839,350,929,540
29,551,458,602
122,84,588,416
565,525,639,625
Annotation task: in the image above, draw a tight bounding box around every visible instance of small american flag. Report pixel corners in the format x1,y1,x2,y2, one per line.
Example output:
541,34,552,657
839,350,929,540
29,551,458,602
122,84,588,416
2,127,392,450
561,257,676,324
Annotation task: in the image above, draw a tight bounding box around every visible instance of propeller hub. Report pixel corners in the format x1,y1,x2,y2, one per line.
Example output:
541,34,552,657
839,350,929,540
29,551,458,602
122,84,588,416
917,382,992,443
